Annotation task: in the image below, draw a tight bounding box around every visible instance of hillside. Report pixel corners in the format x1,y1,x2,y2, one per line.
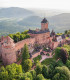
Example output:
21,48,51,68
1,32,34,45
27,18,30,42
0,7,34,18
18,13,70,32
0,7,70,36
18,16,42,27
48,13,70,32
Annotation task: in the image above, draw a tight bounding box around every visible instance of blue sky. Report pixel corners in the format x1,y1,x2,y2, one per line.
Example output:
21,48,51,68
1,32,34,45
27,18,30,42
0,0,70,11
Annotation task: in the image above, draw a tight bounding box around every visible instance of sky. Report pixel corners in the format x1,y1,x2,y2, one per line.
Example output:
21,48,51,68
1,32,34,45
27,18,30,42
0,0,70,11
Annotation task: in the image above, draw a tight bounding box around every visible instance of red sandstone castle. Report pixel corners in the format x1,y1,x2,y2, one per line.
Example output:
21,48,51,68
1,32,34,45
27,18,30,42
0,18,65,65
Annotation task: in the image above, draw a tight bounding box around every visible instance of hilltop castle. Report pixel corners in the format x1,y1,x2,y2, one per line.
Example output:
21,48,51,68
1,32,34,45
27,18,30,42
0,18,65,65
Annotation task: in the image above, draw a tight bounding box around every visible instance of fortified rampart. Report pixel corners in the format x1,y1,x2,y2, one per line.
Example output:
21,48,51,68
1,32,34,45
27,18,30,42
0,18,54,65
1,47,16,65
15,38,35,51
0,18,67,65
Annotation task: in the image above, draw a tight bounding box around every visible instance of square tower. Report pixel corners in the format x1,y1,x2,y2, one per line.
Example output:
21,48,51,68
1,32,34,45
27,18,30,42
41,18,48,31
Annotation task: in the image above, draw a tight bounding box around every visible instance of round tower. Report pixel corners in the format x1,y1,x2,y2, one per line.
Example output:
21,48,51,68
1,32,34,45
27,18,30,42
0,36,16,65
41,18,48,31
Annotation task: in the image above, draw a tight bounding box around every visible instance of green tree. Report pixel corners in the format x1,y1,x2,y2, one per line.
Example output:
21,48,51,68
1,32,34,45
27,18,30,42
52,73,60,80
54,47,69,64
30,70,36,80
35,63,42,75
21,30,28,34
36,74,46,80
60,48,69,64
65,30,68,34
54,47,61,59
52,66,70,80
25,72,33,80
0,63,23,80
66,60,70,70
21,73,30,80
23,59,32,72
63,45,70,51
6,63,22,80
0,67,8,80
8,30,30,42
42,65,48,78
13,34,18,42
8,34,13,39
47,60,64,79
22,44,30,63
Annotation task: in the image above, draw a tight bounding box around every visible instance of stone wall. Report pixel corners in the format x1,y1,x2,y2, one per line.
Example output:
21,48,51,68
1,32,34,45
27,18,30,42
41,23,48,30
2,47,16,65
35,32,50,44
15,38,35,51
0,30,54,65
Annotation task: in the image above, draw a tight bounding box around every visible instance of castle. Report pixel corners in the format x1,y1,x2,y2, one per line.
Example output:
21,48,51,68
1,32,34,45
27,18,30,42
0,18,65,65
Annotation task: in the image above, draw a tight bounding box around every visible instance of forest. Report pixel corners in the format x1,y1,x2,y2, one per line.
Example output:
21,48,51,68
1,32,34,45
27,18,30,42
0,43,70,80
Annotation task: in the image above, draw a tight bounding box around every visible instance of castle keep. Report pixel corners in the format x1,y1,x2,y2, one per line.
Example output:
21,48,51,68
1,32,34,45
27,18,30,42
0,18,65,65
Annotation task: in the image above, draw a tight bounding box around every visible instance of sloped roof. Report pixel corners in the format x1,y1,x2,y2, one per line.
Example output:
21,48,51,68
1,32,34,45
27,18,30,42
28,29,50,34
41,18,48,23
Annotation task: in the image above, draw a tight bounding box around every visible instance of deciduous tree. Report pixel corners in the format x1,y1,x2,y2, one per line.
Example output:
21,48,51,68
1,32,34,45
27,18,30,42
23,59,32,72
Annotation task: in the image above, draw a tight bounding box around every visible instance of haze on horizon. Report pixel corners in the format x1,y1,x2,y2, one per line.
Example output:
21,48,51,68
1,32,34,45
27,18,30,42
0,0,70,12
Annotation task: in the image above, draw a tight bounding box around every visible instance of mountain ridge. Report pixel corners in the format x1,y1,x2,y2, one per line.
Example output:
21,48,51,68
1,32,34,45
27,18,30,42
0,7,34,18
0,7,70,35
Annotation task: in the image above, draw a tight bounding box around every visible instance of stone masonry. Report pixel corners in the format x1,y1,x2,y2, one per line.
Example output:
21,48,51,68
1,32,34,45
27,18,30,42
0,18,60,65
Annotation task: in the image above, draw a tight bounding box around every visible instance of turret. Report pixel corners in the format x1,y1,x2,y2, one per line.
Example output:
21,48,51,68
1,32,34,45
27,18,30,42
0,36,16,65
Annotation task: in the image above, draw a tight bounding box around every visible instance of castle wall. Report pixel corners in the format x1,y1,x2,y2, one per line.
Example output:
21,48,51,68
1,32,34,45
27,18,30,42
15,38,35,51
35,32,50,44
28,33,37,38
2,47,16,65
0,18,56,65
15,32,51,54
28,32,51,45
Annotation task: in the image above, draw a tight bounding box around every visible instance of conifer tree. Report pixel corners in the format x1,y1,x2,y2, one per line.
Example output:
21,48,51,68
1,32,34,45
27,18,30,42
22,44,30,65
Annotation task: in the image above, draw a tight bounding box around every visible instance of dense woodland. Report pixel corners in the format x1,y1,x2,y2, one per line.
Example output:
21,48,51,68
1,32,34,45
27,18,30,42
0,43,70,80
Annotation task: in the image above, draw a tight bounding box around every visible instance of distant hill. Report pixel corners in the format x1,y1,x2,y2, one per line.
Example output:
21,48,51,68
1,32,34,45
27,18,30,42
0,7,70,36
18,16,42,27
49,13,70,23
0,7,34,18
18,13,70,32
48,13,70,32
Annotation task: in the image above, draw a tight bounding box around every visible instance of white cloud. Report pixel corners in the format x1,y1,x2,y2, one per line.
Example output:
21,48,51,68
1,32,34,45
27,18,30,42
0,0,70,11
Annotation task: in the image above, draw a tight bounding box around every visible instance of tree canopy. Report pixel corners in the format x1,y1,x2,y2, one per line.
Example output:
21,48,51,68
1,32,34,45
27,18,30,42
54,47,69,64
9,30,30,42
22,44,30,63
